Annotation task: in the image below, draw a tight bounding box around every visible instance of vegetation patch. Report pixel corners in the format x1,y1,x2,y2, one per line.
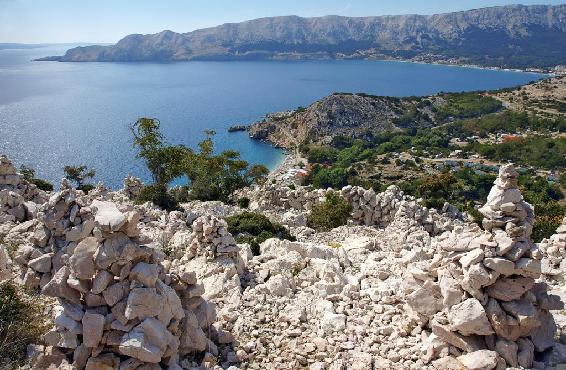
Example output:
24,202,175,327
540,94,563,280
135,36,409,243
19,165,53,191
434,92,502,122
467,137,566,169
307,193,352,231
0,282,49,369
226,212,295,255
131,118,269,208
135,183,180,211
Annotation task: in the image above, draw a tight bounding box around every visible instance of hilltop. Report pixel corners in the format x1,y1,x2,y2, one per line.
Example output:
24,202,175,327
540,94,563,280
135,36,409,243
38,5,566,69
248,77,565,149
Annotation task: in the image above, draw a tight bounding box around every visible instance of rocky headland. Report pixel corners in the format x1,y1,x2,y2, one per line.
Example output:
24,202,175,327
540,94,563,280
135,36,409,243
2,148,566,369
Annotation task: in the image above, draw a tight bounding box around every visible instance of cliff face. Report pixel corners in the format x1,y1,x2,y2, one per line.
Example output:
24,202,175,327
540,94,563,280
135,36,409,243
40,5,566,68
247,93,440,148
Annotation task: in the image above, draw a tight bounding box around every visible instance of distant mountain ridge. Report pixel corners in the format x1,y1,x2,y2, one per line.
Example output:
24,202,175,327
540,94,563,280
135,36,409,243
39,4,566,68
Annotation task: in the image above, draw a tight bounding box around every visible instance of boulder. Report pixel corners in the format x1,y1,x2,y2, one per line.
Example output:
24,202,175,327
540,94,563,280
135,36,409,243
82,312,105,348
69,237,98,280
457,350,500,370
486,277,534,302
92,200,126,232
448,298,494,336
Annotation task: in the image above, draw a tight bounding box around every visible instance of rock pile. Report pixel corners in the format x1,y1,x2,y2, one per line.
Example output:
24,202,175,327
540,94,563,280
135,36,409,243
540,215,566,281
171,215,245,306
409,165,564,369
122,175,144,200
13,186,223,369
0,155,46,229
340,185,460,234
186,215,239,261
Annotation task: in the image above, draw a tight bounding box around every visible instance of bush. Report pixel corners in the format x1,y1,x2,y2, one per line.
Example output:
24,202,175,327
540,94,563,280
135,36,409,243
170,186,190,204
0,282,48,369
19,165,54,191
307,193,352,231
226,212,294,255
135,184,180,211
237,197,250,209
77,184,95,194
29,178,53,191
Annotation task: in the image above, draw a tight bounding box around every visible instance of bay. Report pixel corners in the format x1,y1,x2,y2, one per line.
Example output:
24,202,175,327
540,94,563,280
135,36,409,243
0,45,543,188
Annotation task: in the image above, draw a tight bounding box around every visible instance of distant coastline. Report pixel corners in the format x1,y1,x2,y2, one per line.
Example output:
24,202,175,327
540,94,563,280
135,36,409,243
34,5,566,71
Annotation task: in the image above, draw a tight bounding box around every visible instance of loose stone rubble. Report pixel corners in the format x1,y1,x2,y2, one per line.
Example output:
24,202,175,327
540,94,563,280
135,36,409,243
170,216,246,329
2,153,566,370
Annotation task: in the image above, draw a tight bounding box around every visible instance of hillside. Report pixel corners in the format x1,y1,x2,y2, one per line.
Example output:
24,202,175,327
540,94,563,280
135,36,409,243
38,4,566,68
492,75,566,118
248,91,504,148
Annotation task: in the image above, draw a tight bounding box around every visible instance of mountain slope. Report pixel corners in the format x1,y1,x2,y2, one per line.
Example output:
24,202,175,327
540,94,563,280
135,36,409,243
39,5,566,68
247,94,436,148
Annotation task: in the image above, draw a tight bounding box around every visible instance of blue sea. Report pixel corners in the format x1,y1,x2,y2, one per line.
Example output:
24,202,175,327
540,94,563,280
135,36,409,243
0,45,544,189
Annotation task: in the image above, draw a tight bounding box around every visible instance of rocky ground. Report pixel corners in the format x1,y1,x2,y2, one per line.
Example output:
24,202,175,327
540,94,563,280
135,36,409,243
1,153,566,370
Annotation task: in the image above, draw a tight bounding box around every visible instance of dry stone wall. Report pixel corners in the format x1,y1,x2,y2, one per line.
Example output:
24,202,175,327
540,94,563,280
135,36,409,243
237,183,463,235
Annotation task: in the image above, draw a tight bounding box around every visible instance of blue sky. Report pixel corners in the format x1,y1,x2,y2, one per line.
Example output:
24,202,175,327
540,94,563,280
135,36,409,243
1,0,565,43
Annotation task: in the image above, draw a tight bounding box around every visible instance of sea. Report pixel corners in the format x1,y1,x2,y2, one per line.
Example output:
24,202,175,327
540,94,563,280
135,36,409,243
0,45,545,189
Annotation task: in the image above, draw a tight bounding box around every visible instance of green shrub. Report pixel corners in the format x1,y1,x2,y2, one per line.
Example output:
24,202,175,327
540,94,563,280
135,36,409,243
170,186,190,203
226,212,294,255
19,165,54,191
237,197,250,209
63,165,96,189
0,282,49,369
307,193,352,231
29,178,53,191
435,93,502,122
77,184,95,194
135,184,180,211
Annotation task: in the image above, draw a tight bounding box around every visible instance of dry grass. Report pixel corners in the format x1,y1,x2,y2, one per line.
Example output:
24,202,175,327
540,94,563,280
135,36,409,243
0,282,49,369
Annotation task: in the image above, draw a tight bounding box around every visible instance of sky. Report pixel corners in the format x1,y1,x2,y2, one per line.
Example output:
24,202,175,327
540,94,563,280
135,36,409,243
1,0,565,43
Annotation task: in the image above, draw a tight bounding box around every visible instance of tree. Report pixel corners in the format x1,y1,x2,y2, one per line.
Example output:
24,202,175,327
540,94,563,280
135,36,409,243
183,131,253,202
130,118,190,185
63,165,96,191
247,164,269,185
131,118,271,206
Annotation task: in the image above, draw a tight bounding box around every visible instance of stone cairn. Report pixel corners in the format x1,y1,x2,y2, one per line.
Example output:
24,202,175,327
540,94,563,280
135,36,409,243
13,186,221,369
409,165,564,369
540,215,566,280
0,155,45,225
122,175,144,200
185,215,239,261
